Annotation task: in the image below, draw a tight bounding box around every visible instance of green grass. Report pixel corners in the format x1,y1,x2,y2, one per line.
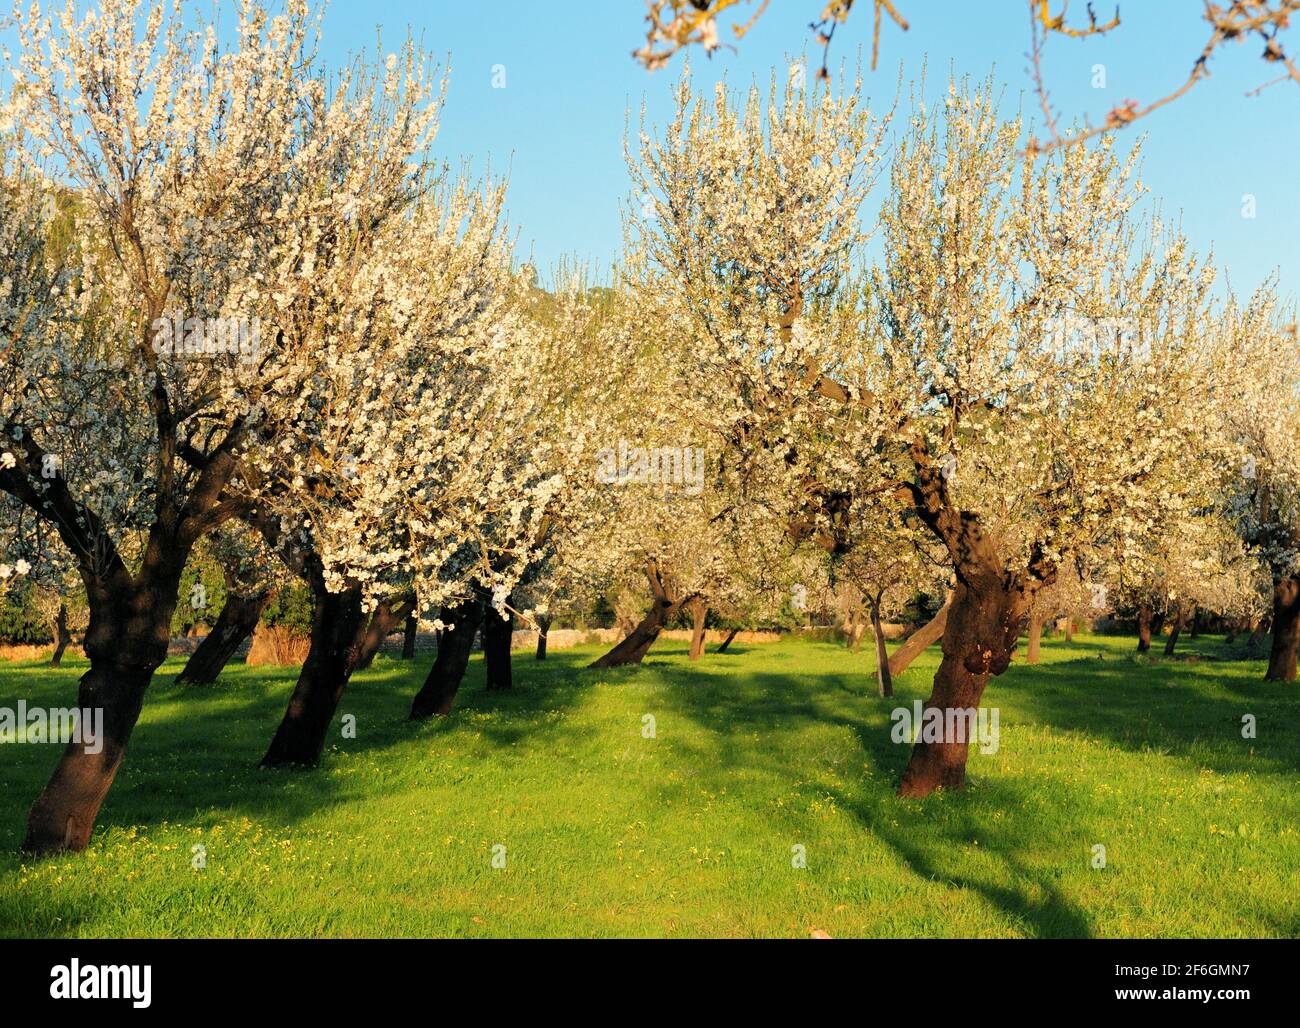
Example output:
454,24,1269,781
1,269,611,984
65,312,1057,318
0,631,1296,938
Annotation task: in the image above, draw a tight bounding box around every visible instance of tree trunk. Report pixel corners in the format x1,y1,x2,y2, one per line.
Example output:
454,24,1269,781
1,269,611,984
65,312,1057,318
22,659,152,854
887,592,952,679
261,586,370,768
402,612,418,660
590,560,686,668
1025,608,1043,664
1063,617,1074,642
175,590,273,685
1265,576,1299,682
687,598,707,661
48,602,72,668
483,600,514,691
589,600,678,667
410,598,483,718
715,627,740,653
869,593,893,699
353,594,415,672
1137,602,1153,653
898,574,1024,798
1164,603,1188,657
535,614,552,660
23,574,181,855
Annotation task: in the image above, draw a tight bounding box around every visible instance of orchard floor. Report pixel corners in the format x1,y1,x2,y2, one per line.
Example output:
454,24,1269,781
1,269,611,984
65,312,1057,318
0,633,1296,938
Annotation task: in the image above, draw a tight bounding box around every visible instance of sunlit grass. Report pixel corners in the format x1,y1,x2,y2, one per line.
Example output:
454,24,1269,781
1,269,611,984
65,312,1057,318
0,631,1295,938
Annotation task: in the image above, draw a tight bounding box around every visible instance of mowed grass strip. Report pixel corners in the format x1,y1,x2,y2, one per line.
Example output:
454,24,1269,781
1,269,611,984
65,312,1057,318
0,632,1296,938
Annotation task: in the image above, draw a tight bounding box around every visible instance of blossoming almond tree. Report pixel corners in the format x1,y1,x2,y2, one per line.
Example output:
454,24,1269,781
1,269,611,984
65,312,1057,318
630,68,1234,796
1215,296,1300,679
0,0,469,849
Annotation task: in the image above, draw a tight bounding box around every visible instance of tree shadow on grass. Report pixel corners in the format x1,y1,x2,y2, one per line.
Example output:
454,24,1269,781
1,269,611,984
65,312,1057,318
0,646,601,856
623,643,1097,937
993,653,1300,779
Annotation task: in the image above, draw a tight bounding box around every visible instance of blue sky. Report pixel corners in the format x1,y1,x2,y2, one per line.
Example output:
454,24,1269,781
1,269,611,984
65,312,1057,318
336,0,1293,298
10,2,1298,298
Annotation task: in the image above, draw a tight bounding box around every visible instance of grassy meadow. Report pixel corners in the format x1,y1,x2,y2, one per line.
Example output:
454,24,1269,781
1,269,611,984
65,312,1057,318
0,632,1296,938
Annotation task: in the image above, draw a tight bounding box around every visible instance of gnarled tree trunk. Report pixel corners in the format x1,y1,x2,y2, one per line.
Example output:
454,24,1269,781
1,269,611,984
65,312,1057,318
483,600,514,691
175,589,274,685
261,585,370,768
410,597,483,718
590,560,690,668
687,598,708,661
887,592,952,679
898,568,1028,798
1265,576,1299,682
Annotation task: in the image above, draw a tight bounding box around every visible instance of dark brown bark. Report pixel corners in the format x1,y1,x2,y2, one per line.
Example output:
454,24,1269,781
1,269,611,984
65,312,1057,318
23,660,152,854
894,447,1046,798
887,592,952,679
590,560,690,668
1026,608,1043,665
1164,603,1189,657
175,589,273,685
869,592,893,699
353,594,416,672
715,627,740,653
410,597,483,718
1265,576,1299,682
261,585,370,768
483,600,514,691
687,598,708,661
402,612,418,660
1137,602,1154,653
23,566,184,854
48,602,72,667
898,570,1027,798
535,614,552,660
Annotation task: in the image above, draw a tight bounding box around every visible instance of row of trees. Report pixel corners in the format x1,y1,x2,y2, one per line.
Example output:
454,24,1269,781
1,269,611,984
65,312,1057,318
1,0,1295,854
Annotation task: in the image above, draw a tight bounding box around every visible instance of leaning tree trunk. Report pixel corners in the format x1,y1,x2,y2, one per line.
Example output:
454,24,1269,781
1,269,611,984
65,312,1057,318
353,595,415,672
48,602,72,668
715,627,740,653
261,586,370,768
23,574,181,855
410,598,483,718
887,592,952,680
868,593,893,699
483,600,514,691
687,598,708,661
1164,603,1189,657
402,612,418,661
535,614,552,660
590,561,688,669
590,600,676,667
175,589,274,685
1025,608,1043,665
1265,576,1299,682
898,573,1025,799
